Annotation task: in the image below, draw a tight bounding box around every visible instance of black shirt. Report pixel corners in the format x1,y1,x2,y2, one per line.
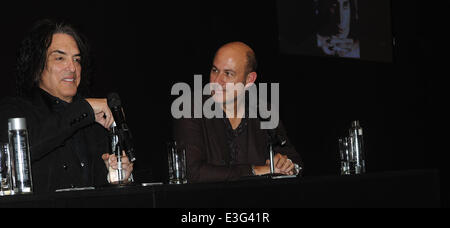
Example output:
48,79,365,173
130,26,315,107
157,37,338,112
40,90,91,186
0,88,109,193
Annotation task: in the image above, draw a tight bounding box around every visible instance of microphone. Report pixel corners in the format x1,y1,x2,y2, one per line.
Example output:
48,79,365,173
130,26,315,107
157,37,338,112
256,102,286,147
107,93,136,163
268,129,287,147
267,128,286,175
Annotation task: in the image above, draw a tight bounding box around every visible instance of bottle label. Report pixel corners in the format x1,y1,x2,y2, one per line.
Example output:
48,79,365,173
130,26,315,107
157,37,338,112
11,133,32,191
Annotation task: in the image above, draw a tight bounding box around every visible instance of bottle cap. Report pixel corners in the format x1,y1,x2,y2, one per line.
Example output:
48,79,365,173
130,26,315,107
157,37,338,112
351,120,360,128
8,118,27,131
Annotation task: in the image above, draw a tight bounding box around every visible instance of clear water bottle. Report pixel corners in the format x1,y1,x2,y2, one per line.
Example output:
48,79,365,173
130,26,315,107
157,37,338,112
0,143,13,196
348,120,366,174
167,141,176,183
8,118,33,194
108,122,126,184
338,137,350,175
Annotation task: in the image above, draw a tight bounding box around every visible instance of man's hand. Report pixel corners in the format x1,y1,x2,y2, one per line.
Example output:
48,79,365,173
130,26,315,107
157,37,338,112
252,153,295,176
102,152,134,183
273,153,295,175
85,98,114,130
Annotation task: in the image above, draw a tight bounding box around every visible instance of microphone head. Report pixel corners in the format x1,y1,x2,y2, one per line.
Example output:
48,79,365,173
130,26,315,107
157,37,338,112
268,130,287,147
107,93,122,108
280,138,287,147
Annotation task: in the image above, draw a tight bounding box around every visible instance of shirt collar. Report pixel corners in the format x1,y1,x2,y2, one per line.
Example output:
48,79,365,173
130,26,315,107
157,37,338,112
34,88,78,112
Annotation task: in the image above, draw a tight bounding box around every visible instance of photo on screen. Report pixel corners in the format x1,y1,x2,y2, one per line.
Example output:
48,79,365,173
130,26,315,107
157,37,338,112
277,0,393,62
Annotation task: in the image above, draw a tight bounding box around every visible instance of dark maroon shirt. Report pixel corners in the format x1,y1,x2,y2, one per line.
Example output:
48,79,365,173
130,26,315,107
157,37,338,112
173,111,302,183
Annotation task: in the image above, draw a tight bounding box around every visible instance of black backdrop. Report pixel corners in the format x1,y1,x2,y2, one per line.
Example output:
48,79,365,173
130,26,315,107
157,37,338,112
0,1,446,206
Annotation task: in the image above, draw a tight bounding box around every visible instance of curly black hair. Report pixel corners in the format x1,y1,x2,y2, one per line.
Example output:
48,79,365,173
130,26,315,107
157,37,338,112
16,19,93,98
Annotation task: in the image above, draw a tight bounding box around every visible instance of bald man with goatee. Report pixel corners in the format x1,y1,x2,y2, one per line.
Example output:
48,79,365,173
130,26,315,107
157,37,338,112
174,42,302,183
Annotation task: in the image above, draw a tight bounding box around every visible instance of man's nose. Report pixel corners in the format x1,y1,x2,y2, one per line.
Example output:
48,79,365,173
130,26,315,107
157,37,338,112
67,59,76,72
335,8,341,25
212,72,226,85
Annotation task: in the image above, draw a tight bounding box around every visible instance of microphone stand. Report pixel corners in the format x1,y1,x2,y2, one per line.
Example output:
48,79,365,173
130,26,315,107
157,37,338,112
269,143,275,175
268,129,283,175
104,93,136,188
268,129,296,180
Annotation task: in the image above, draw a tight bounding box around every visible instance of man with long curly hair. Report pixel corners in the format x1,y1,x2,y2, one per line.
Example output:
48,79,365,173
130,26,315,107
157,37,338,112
0,19,133,193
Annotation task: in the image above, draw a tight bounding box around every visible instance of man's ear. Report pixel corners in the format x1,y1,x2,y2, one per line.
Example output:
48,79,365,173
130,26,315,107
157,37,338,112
245,72,257,88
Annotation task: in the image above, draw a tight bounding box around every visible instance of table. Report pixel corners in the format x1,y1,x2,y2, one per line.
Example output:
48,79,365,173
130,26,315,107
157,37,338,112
0,169,441,208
